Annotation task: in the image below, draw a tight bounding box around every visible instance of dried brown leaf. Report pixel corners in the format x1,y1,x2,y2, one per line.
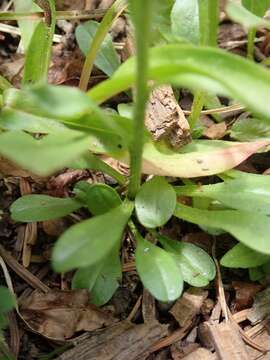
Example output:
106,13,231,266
20,289,116,340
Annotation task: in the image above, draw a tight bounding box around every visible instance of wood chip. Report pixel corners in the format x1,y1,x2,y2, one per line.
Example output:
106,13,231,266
170,288,208,327
204,320,249,360
57,320,168,360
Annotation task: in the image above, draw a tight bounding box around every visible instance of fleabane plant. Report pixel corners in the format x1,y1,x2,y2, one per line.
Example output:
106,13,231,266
1,0,270,304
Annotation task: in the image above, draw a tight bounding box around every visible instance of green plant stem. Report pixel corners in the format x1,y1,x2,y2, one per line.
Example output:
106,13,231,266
247,28,256,59
0,9,106,21
127,0,152,199
188,91,205,129
189,0,219,128
79,0,127,91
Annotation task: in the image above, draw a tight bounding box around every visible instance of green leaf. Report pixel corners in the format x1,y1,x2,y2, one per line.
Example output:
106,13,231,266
198,0,219,46
138,140,269,178
150,0,174,44
88,44,270,123
175,174,270,215
11,195,83,222
76,20,120,76
0,131,93,176
72,246,121,306
220,243,270,268
242,0,270,17
135,235,183,302
74,181,121,215
13,0,40,50
158,235,216,287
174,203,270,255
52,201,133,272
230,117,270,142
135,177,176,228
23,0,56,84
0,75,11,94
0,287,16,313
2,85,130,153
171,0,199,44
227,1,270,30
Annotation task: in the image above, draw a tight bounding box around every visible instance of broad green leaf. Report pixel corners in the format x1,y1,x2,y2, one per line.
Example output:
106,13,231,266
171,0,199,44
175,175,270,215
2,86,130,152
227,1,270,30
0,108,67,133
135,235,183,302
0,131,93,176
76,20,120,76
72,246,121,306
11,195,83,222
174,203,270,255
23,0,56,84
70,153,126,185
52,201,133,272
138,140,269,178
4,85,99,121
0,287,16,313
158,235,216,287
135,177,176,228
242,0,270,17
220,243,270,268
74,181,121,215
88,44,270,123
230,117,270,142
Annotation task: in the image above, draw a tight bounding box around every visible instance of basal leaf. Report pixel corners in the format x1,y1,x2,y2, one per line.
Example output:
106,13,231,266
135,176,176,228
175,174,270,214
158,235,216,287
52,201,133,272
135,235,183,302
11,195,83,222
76,20,120,76
174,203,270,255
74,181,121,215
88,44,270,123
220,243,270,268
171,0,199,44
0,131,93,176
138,140,269,178
72,246,121,306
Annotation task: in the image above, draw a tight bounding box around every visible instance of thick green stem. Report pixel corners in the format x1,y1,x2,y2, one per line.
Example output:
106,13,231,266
127,0,152,199
79,0,126,91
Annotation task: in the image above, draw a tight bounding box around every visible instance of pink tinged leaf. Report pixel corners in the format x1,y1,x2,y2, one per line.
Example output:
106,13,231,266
140,140,270,178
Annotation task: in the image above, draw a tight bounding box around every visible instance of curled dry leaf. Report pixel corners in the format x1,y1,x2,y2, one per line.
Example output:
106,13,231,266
203,122,227,140
20,289,116,340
